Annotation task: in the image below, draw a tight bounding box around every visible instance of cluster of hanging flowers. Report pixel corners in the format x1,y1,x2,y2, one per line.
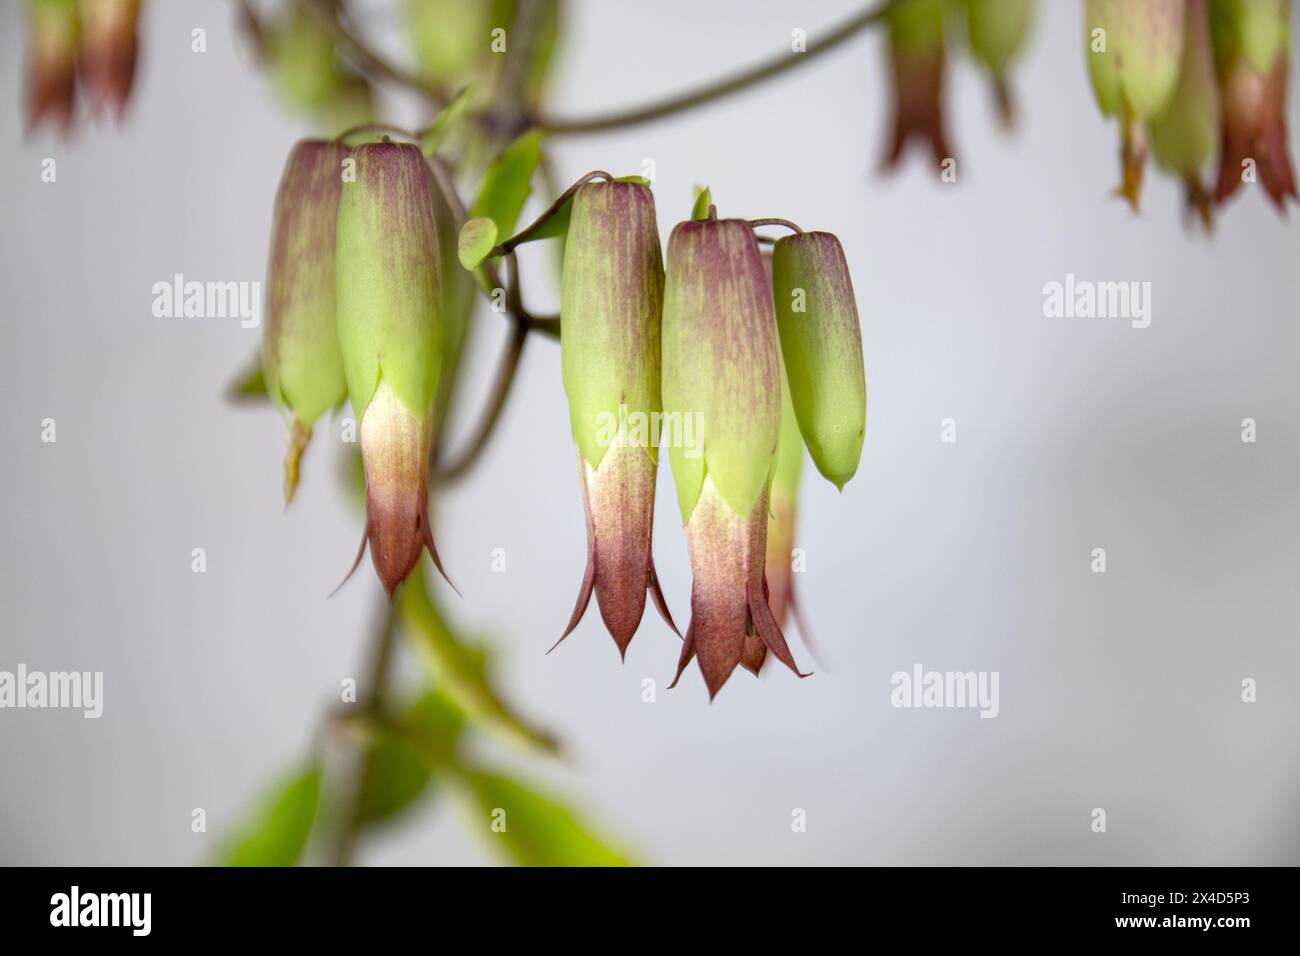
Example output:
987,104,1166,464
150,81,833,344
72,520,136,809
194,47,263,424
25,0,143,132
262,140,459,599
261,138,867,698
881,0,1036,169
879,0,1293,226
542,181,867,698
1084,0,1295,223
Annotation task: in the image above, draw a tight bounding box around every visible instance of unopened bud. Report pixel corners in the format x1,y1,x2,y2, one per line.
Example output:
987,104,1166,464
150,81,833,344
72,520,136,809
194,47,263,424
772,231,866,491
77,0,142,118
263,139,350,503
26,0,79,133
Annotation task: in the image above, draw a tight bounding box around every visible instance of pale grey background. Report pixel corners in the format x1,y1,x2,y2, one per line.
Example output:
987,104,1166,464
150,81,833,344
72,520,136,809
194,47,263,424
2,0,1299,866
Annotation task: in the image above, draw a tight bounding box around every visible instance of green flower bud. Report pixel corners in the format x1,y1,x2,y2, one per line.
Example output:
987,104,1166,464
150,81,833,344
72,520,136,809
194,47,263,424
326,73,375,139
270,8,343,112
964,0,1034,125
883,0,952,169
77,0,141,119
662,216,806,697
771,231,866,491
555,180,675,656
262,139,350,503
1210,0,1296,209
336,141,449,598
26,0,79,133
405,0,486,84
1150,0,1219,227
1085,0,1187,208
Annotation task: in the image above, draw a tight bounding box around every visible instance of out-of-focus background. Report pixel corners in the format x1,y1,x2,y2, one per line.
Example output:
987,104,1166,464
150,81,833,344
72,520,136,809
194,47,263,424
2,0,1299,866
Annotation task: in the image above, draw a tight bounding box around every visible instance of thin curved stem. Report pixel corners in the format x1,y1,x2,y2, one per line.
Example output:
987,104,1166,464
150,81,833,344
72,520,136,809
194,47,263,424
332,598,397,866
296,0,448,108
748,217,804,235
235,0,271,61
492,170,614,255
432,321,529,485
334,122,419,144
533,1,893,134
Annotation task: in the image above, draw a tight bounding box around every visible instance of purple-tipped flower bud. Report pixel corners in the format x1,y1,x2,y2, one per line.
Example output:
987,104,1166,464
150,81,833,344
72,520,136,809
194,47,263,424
1085,0,1188,209
963,0,1034,126
335,142,450,599
77,0,141,119
662,215,808,698
263,139,350,503
1150,0,1220,228
26,0,79,133
555,180,676,657
882,0,952,170
1210,0,1296,210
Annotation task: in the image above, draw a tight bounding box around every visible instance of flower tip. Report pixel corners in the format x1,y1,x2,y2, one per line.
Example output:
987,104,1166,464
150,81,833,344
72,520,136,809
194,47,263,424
1113,180,1142,213
992,76,1016,130
282,419,311,506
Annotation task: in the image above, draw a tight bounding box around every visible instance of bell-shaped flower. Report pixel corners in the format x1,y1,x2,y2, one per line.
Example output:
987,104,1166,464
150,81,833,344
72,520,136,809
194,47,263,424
335,141,451,599
555,180,677,657
662,214,808,698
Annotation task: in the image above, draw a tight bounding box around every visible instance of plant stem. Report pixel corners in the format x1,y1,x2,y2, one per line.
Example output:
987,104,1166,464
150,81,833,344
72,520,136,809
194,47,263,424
491,170,614,256
532,1,893,134
748,217,804,235
432,321,529,485
332,598,398,867
295,0,448,108
235,0,271,61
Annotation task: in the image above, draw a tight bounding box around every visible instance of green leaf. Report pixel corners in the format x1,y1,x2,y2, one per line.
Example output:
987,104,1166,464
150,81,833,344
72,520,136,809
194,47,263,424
523,175,651,245
421,85,475,156
470,129,543,239
219,765,320,867
354,735,434,828
461,770,633,867
225,355,268,404
691,185,712,221
399,565,558,754
458,217,499,270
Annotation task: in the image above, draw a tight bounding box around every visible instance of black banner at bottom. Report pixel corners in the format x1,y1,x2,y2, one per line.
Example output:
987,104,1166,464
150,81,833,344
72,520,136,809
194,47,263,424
0,866,1287,941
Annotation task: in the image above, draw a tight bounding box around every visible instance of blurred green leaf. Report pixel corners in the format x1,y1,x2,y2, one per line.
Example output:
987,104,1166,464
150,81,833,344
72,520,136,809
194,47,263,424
421,86,475,156
402,689,468,763
219,764,320,867
691,185,712,221
225,355,268,404
353,685,471,828
354,735,434,828
470,129,543,239
458,217,499,271
461,770,632,867
399,566,558,754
